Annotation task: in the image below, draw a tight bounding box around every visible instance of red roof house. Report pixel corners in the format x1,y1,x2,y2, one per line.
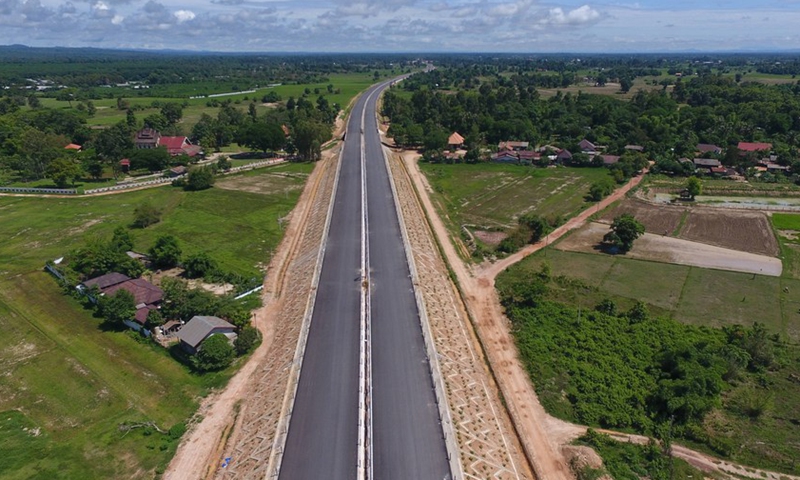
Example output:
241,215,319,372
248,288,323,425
64,143,82,151
157,136,201,157
738,142,772,153
447,132,464,148
103,278,164,308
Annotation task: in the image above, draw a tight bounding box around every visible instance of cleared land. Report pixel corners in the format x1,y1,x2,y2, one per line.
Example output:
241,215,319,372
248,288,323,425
602,199,779,256
0,163,310,479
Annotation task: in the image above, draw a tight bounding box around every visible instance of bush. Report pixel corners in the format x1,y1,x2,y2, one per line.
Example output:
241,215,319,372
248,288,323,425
149,235,181,270
234,325,261,355
184,167,215,191
133,202,162,228
194,334,235,371
183,252,218,279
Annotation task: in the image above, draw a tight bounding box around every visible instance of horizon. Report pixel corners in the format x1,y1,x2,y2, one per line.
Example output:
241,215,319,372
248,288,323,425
1,1,799,53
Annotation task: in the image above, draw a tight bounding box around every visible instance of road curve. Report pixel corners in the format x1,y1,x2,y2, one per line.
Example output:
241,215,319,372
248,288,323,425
279,79,450,480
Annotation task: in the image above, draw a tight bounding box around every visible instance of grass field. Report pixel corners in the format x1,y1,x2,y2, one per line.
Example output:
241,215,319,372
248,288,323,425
645,173,800,196
37,71,386,134
515,248,800,342
0,162,312,478
420,163,612,252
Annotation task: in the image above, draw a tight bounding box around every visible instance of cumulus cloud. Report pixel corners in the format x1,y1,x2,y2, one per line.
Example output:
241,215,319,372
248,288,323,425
0,0,19,15
542,5,600,26
488,0,532,18
111,13,123,23
174,9,194,22
21,0,53,21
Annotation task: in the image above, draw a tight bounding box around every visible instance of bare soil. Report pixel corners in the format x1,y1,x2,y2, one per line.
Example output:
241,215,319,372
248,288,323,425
681,209,779,256
556,222,782,276
601,199,686,236
474,230,508,246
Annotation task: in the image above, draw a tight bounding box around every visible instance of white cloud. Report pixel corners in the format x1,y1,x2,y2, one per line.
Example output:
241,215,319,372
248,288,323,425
174,9,194,22
111,13,123,23
543,5,600,25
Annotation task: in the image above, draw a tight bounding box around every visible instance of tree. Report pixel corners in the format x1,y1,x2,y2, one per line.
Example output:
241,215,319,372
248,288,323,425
185,167,215,191
129,146,170,172
110,226,134,252
149,235,181,269
86,161,104,180
99,289,136,326
94,121,134,162
603,214,645,253
132,202,162,228
184,252,218,279
194,334,235,371
216,156,231,171
588,179,614,201
237,122,285,153
518,213,551,243
620,77,633,93
234,326,261,355
686,176,702,199
146,309,165,327
160,103,183,126
46,157,82,188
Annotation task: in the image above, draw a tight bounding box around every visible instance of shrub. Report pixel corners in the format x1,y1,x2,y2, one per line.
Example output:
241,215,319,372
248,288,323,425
133,202,162,228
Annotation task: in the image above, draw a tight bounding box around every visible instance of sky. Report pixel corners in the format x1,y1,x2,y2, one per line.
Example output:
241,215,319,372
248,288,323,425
1,0,800,53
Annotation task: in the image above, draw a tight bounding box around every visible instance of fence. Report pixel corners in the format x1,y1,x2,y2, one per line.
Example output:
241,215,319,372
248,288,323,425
0,186,77,195
84,176,177,194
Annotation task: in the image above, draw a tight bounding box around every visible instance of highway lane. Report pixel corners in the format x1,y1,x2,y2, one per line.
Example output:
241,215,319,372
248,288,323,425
278,85,374,480
364,90,451,478
279,79,450,480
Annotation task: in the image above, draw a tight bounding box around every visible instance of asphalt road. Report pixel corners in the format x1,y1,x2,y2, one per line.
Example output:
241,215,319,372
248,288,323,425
363,89,451,479
279,80,450,480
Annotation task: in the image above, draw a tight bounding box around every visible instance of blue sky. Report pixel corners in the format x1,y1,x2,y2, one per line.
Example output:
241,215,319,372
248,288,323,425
1,0,799,52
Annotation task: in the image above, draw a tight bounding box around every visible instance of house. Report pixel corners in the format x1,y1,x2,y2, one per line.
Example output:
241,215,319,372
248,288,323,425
135,128,160,149
518,151,541,165
158,136,202,157
738,142,772,153
64,143,82,151
79,272,131,292
578,139,596,153
624,145,645,152
119,158,130,173
555,149,573,163
447,132,464,150
696,143,722,155
169,166,188,177
498,141,529,151
491,151,519,164
161,320,183,335
599,155,620,165
176,315,238,354
281,124,291,137
102,278,164,332
693,158,722,169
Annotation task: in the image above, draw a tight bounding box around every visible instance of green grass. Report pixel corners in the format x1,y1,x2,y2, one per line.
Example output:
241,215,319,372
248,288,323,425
516,248,800,342
0,162,312,478
772,213,800,231
420,163,612,257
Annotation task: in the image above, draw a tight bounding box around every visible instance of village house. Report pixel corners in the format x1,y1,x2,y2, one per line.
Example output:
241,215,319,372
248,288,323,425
491,150,520,164
696,143,722,156
447,132,464,150
624,144,645,152
578,139,597,154
738,142,772,154
176,315,238,354
693,157,722,173
599,154,620,165
498,141,529,151
101,278,164,332
555,149,573,164
134,128,202,157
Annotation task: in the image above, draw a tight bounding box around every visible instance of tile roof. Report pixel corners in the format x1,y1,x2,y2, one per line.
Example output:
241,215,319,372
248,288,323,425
176,315,236,349
738,142,772,152
82,272,130,290
696,143,722,153
448,132,464,145
103,278,163,307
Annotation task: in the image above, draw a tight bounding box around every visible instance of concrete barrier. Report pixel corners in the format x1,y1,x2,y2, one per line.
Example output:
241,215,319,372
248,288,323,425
0,186,76,195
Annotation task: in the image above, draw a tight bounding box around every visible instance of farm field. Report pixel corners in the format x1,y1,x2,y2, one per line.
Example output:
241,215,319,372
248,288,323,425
419,162,611,250
0,163,311,478
515,248,800,342
601,199,779,256
645,173,800,197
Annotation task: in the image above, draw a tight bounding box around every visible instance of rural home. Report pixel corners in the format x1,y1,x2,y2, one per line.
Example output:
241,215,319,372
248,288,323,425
169,166,188,177
498,141,529,151
134,128,202,157
176,315,238,354
555,149,573,163
693,157,722,173
64,143,82,151
447,132,464,150
599,154,620,165
624,145,645,152
491,151,520,164
578,139,597,153
102,278,164,332
696,143,722,156
518,151,541,165
738,142,772,154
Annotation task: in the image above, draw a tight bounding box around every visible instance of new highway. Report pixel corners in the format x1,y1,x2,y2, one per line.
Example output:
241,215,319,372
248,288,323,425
279,80,451,479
